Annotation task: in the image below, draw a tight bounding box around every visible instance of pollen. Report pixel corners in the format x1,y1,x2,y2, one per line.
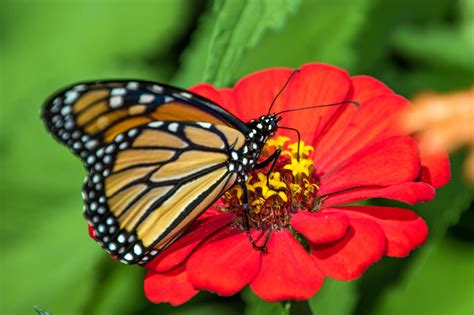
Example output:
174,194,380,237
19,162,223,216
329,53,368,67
283,157,313,178
266,136,290,150
220,138,320,231
288,140,314,157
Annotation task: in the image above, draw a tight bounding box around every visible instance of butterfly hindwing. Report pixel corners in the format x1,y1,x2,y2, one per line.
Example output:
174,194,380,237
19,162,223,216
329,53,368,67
83,120,244,264
42,80,247,161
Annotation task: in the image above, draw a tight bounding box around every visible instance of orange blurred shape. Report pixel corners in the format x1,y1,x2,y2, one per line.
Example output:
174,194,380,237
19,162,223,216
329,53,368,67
401,87,474,184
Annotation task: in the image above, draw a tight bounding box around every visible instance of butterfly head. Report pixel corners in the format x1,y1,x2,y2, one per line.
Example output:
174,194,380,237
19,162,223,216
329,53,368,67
247,114,280,144
229,114,281,183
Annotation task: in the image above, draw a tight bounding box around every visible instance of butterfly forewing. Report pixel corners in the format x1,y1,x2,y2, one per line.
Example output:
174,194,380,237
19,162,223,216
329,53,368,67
42,80,248,161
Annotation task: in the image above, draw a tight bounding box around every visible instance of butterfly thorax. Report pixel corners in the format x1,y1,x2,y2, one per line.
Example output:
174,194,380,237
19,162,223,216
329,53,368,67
229,114,279,183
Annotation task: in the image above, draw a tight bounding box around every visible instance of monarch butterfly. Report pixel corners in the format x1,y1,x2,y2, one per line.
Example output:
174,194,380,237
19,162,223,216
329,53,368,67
42,74,358,265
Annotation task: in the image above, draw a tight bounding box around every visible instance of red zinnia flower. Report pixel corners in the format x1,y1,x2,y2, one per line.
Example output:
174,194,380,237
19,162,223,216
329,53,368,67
140,63,450,305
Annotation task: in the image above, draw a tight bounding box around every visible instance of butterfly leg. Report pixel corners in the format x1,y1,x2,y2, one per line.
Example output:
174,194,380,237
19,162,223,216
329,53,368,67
255,149,281,188
241,182,271,251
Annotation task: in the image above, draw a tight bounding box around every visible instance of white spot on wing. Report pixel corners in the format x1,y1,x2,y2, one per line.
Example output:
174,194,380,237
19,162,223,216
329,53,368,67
64,120,74,130
64,90,79,103
148,121,163,128
110,96,123,108
179,91,193,99
168,123,179,132
85,140,98,150
126,82,139,90
105,144,115,154
139,94,155,103
92,174,100,183
60,105,72,115
197,122,212,129
73,84,87,91
133,244,142,255
111,88,126,96
150,84,164,93
127,128,138,137
115,134,124,142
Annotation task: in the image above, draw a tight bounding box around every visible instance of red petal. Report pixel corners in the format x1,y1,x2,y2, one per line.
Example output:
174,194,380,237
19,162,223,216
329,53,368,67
282,63,352,145
314,75,394,164
218,87,238,114
146,214,234,272
144,266,198,306
250,230,324,302
188,84,240,116
316,95,411,175
311,218,385,280
188,84,223,105
333,206,428,257
200,206,224,218
318,136,421,195
88,224,96,240
349,75,394,103
419,146,451,188
291,211,350,244
323,182,435,206
186,227,262,296
233,67,294,121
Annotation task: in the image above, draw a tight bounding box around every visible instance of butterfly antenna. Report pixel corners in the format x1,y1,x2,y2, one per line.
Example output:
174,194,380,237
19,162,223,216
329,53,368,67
267,68,300,114
279,126,301,161
275,100,361,116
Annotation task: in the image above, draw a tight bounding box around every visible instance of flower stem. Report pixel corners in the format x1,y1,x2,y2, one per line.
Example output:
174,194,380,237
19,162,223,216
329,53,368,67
281,301,292,315
281,300,313,315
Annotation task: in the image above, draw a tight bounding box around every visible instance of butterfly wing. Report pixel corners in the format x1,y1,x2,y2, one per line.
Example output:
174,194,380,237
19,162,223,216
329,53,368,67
42,80,248,161
42,80,249,264
83,121,245,264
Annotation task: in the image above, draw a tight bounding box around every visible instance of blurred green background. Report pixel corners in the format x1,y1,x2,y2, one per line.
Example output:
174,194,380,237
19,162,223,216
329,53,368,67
1,0,473,314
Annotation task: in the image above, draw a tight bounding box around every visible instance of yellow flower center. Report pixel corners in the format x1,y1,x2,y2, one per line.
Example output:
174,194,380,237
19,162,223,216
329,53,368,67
220,136,320,230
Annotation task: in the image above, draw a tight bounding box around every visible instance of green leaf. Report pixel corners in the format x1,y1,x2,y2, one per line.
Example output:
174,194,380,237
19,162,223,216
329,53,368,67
81,259,145,315
175,0,301,87
235,0,373,77
33,306,53,315
386,0,474,95
0,198,103,315
353,0,453,74
203,0,301,86
309,279,357,315
393,26,474,72
372,237,474,315
172,4,216,87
